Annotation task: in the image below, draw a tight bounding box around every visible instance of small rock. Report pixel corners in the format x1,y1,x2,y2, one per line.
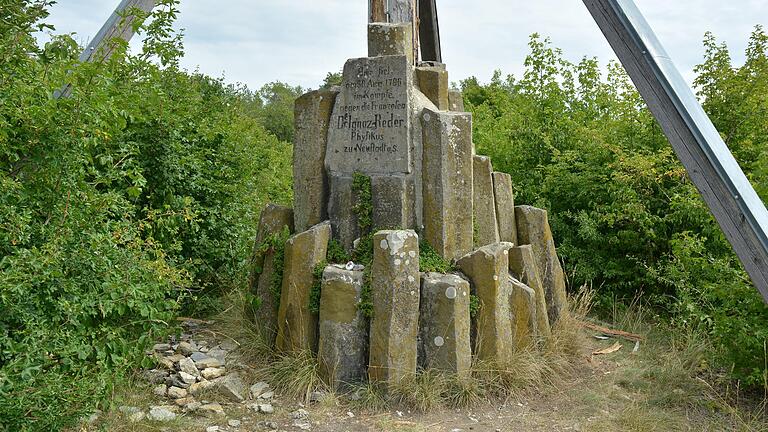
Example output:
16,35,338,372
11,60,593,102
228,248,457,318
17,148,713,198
216,374,246,402
177,341,197,355
167,386,188,399
118,406,141,415
198,402,226,418
148,406,177,422
293,420,312,430
259,391,274,400
206,427,220,432
190,352,208,362
263,421,279,430
166,353,185,364
189,379,215,396
260,403,275,414
179,371,198,384
195,356,224,369
157,356,176,370
153,343,171,352
179,357,201,377
228,419,242,427
200,346,210,353
291,409,309,420
166,374,190,389
347,412,354,418
174,396,196,407
202,367,226,380
309,391,325,403
143,369,170,384
208,348,228,362
249,382,270,399
152,384,167,397
184,401,202,412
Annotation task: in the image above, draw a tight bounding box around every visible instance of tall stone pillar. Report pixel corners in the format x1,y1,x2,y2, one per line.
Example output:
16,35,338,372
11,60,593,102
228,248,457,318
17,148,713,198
473,156,500,247
421,108,474,261
369,230,420,388
293,90,338,232
419,273,471,376
456,242,515,364
275,222,331,353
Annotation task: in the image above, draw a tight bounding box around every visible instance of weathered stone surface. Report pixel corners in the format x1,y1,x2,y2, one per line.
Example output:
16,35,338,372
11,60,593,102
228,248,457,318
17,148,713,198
328,174,359,251
421,109,474,261
515,206,568,325
509,277,538,348
201,367,225,380
294,90,338,232
473,156,500,247
371,174,415,230
167,386,187,399
148,406,177,422
178,357,199,378
188,379,214,396
416,66,449,110
369,230,420,387
448,89,465,112
368,23,414,64
318,266,368,390
492,172,517,245
508,245,551,337
418,273,471,375
216,374,246,402
250,382,270,399
456,243,515,363
250,204,294,346
326,55,413,176
276,221,331,353
197,402,225,418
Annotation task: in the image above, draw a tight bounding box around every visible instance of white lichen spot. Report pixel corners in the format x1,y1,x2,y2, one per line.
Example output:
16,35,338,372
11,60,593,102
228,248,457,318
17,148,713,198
387,232,407,256
445,287,457,299
410,290,416,296
408,251,416,258
405,260,410,266
493,275,499,281
423,113,431,122
380,239,389,250
408,275,415,283
434,336,445,347
394,259,402,266
504,250,509,255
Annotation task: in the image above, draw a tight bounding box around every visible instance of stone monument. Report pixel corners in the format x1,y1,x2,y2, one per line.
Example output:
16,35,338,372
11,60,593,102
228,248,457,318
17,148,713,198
249,3,570,391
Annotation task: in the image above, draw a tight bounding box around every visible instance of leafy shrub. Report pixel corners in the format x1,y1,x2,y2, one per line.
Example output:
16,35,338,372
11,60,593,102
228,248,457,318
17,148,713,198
463,30,768,385
0,1,291,429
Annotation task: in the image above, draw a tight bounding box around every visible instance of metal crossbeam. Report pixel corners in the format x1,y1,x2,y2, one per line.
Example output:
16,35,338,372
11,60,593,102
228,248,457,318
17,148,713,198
583,0,768,301
58,0,156,98
418,0,442,62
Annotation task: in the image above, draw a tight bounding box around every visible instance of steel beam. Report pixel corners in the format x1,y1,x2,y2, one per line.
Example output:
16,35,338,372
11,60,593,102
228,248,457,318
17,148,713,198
583,0,768,301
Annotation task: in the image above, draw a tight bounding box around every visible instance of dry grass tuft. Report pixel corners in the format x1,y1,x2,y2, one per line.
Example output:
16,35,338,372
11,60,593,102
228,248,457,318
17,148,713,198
215,288,274,363
262,349,324,402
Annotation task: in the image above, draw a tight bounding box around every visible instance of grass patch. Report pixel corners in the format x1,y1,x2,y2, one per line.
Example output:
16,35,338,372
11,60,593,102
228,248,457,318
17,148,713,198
262,350,324,403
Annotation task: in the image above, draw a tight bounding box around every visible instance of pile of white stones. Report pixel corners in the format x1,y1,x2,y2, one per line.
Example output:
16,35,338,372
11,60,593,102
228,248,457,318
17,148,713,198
123,323,276,425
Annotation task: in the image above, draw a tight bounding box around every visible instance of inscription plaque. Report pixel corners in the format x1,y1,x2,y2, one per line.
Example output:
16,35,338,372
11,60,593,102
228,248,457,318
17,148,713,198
326,55,413,175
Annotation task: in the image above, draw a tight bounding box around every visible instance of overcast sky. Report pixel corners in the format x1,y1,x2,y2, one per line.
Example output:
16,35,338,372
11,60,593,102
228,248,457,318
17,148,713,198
41,1,766,91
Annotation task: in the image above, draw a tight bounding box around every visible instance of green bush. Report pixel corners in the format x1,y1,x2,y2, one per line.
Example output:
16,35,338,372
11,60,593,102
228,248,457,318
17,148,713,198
464,30,768,385
0,1,291,429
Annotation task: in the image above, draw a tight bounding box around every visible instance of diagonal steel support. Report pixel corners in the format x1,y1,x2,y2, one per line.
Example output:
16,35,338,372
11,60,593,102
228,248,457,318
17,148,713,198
583,0,768,301
418,0,442,62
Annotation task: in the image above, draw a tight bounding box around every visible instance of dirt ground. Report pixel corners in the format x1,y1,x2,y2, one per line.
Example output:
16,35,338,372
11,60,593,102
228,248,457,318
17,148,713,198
86,317,767,432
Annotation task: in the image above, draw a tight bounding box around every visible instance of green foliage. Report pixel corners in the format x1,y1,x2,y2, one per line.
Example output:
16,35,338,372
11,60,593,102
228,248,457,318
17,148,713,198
419,241,455,273
327,238,351,264
309,261,327,314
0,1,292,429
469,295,481,319
320,71,343,89
463,30,768,386
352,171,373,233
254,226,291,305
256,81,304,142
